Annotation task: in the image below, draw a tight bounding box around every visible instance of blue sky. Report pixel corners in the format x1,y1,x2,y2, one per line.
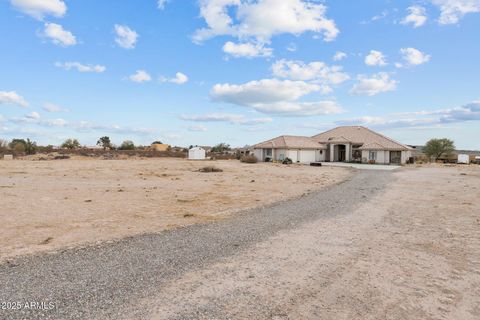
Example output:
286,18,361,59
1,0,479,149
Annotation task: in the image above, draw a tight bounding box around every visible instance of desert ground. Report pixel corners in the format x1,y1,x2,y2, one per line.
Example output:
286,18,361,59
0,161,479,320
139,165,480,320
0,157,351,260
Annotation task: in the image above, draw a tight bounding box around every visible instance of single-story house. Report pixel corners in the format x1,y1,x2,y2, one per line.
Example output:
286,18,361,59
253,126,413,165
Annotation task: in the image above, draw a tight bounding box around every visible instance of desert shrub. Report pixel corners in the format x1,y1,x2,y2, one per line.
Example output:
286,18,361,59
61,139,81,150
9,138,36,154
240,155,258,163
282,157,293,165
198,166,223,173
119,140,135,150
211,143,231,153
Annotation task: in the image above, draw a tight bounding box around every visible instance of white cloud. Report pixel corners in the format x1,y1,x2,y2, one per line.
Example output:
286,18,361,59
129,70,152,83
271,60,350,92
211,79,319,105
11,0,66,20
350,73,397,96
43,22,76,46
337,100,480,129
430,0,480,24
114,24,138,49
160,72,189,84
55,62,106,73
187,125,208,132
400,48,431,66
182,113,245,123
0,91,29,107
210,78,343,116
26,111,40,119
333,51,347,61
157,0,169,9
171,72,189,84
365,50,387,66
286,43,297,52
181,113,273,125
247,100,343,116
401,6,428,28
223,41,273,58
43,102,67,113
194,0,339,44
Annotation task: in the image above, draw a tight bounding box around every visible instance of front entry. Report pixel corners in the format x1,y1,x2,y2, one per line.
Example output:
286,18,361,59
338,145,346,162
390,151,401,164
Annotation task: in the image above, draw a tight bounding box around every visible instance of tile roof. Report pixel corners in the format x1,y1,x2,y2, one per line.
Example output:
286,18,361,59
253,135,326,149
312,126,412,151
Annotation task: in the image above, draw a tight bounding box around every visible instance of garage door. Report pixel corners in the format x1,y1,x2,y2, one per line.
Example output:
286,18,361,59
299,150,316,163
287,150,298,163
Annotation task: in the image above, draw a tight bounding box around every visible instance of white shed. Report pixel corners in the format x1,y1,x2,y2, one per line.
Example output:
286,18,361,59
458,154,470,164
188,147,206,160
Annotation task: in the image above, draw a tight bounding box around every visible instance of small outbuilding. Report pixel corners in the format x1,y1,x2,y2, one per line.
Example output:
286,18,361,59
3,155,13,161
188,147,206,160
458,154,470,164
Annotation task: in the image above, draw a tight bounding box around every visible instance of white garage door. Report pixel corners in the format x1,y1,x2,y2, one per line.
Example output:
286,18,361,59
299,150,316,163
287,150,298,163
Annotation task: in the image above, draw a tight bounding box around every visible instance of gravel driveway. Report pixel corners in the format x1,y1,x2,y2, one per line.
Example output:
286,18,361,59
0,170,390,320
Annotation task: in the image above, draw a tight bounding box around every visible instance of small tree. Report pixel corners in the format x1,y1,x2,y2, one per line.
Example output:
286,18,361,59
211,143,231,153
61,138,81,150
151,140,163,145
9,139,27,150
424,138,455,161
119,140,135,150
25,139,37,155
97,136,112,150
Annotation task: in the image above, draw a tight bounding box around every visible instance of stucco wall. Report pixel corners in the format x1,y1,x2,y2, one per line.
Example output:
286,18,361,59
316,150,326,162
254,149,263,161
361,150,412,164
361,150,389,164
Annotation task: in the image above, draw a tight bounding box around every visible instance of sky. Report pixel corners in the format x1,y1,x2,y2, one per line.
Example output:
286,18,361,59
0,0,479,149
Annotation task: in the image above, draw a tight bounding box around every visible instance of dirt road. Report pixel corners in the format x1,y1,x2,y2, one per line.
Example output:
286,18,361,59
1,165,479,319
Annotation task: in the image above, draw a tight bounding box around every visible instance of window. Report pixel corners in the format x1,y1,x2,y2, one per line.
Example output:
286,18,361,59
320,150,323,155
265,149,272,157
369,151,377,160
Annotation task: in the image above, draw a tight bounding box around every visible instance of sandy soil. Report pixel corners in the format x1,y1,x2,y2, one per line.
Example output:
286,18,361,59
0,158,351,260
136,165,480,320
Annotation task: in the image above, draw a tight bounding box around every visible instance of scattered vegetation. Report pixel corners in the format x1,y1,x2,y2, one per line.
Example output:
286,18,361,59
198,166,223,173
211,143,231,153
424,138,455,161
282,157,293,165
61,139,81,150
118,140,135,150
240,155,258,163
8,138,37,154
97,136,113,150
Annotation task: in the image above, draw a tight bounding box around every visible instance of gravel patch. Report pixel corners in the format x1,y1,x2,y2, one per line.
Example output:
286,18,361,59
0,170,391,320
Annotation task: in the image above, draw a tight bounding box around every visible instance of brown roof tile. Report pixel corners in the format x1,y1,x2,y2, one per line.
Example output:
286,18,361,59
312,126,412,151
254,135,326,149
